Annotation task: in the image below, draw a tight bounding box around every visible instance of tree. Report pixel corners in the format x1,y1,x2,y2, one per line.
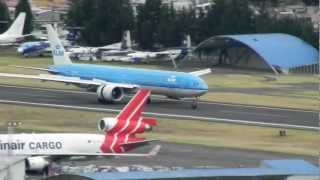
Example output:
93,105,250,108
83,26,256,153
66,0,134,46
254,9,318,48
201,0,255,39
302,0,319,6
0,1,11,33
158,5,181,47
136,0,162,49
15,0,33,34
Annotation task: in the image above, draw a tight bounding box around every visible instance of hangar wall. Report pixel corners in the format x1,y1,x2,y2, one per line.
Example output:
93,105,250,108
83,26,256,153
194,33,319,74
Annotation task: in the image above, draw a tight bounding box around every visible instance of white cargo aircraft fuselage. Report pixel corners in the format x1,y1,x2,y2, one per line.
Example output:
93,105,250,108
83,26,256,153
0,90,159,173
0,134,104,155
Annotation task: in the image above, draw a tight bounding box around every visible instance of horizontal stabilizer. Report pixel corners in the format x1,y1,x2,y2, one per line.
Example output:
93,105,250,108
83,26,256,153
142,117,157,126
189,68,212,76
21,34,33,37
120,139,159,149
18,145,161,157
9,65,54,72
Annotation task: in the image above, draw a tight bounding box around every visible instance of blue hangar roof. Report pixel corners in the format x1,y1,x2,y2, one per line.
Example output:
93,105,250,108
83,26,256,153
196,33,319,69
77,159,320,180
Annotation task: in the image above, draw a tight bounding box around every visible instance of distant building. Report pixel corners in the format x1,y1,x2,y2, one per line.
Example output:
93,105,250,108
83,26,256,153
130,0,214,15
33,10,63,24
271,4,319,30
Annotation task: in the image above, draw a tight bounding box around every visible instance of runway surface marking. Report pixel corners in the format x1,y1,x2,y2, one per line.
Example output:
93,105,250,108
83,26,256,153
220,110,288,118
0,99,318,131
0,84,316,113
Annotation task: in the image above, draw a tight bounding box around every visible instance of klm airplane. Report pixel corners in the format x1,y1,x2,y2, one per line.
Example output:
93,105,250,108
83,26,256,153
0,25,210,108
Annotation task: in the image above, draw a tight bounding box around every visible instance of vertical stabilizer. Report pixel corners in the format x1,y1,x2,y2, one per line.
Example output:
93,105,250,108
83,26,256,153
121,30,132,50
45,24,72,65
4,12,26,36
185,34,191,48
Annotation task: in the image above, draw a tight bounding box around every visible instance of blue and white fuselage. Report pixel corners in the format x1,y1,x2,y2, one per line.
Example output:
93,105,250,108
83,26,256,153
48,64,208,97
0,24,210,108
18,41,50,56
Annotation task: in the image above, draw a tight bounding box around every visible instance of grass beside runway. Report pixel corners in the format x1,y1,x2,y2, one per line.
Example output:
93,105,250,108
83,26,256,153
0,55,318,110
0,103,317,157
203,92,319,110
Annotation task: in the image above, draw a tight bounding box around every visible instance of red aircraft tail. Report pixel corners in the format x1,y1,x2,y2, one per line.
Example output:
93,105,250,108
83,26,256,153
100,89,158,153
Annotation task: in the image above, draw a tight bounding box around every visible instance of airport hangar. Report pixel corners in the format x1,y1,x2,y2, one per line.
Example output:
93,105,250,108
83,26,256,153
194,33,319,74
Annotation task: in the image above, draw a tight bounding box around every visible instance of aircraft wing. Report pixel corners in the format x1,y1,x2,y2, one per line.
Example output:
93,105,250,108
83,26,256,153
189,68,212,76
24,145,161,157
0,72,139,89
68,145,161,157
21,34,33,38
120,139,159,149
9,65,54,72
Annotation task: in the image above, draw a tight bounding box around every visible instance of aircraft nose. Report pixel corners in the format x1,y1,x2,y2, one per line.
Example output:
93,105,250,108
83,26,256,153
199,79,208,91
202,82,208,91
195,78,208,96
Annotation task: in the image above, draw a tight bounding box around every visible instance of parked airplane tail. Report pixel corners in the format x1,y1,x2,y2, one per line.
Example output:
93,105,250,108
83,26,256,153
45,24,72,65
121,30,132,50
184,34,191,49
177,34,193,61
4,12,26,36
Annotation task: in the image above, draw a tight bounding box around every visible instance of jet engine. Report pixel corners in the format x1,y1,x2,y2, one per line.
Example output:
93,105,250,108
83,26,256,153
98,118,118,131
25,156,50,171
98,117,154,132
96,85,124,102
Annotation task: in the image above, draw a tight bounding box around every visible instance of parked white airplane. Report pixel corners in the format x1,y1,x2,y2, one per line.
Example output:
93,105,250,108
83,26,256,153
0,12,30,45
0,89,160,172
127,35,192,67
69,30,132,61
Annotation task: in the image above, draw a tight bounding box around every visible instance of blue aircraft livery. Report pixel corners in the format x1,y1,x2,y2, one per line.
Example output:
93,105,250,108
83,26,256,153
0,24,210,109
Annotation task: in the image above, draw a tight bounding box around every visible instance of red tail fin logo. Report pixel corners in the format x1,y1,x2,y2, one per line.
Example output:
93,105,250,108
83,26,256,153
100,89,157,153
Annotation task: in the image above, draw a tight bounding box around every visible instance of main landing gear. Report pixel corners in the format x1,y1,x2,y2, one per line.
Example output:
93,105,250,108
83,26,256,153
191,97,199,109
147,97,151,104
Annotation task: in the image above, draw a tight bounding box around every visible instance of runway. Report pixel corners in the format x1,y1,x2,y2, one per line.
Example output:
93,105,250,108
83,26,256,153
0,84,317,129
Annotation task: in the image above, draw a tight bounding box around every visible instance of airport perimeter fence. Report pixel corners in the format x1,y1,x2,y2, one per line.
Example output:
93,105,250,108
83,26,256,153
289,63,319,74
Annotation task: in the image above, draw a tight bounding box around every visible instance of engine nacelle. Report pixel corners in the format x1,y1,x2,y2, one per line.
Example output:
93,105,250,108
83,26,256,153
25,156,50,171
98,118,118,132
144,123,152,131
97,85,124,102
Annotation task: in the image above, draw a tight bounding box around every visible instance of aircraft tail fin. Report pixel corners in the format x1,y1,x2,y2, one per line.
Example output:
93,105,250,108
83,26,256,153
4,12,26,36
45,24,72,65
100,89,159,154
121,30,132,50
183,34,191,49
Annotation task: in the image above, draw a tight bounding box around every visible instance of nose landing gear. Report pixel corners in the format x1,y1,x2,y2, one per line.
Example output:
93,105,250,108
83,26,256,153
191,97,199,109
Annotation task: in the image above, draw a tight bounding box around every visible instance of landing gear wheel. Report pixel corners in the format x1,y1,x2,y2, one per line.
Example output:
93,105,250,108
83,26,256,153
191,97,198,109
97,98,106,103
42,166,49,177
147,97,151,104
